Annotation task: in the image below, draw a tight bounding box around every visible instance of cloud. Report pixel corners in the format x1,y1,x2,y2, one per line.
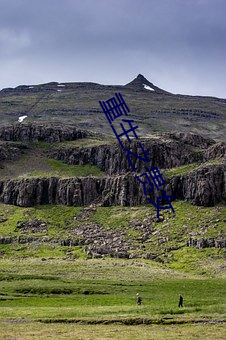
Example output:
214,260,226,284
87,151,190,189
0,28,31,57
0,0,225,97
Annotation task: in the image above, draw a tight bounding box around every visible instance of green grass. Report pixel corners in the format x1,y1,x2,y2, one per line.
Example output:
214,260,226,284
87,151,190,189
0,258,225,326
168,247,226,276
164,158,225,178
0,322,225,340
0,256,225,338
0,141,106,179
0,204,82,236
92,206,134,229
0,201,225,276
20,159,105,178
33,137,114,150
164,163,200,177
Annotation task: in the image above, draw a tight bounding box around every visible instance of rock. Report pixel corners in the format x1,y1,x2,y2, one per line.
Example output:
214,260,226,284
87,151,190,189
0,123,91,143
187,237,226,248
0,160,225,208
0,237,13,244
189,231,198,236
15,218,48,233
0,142,28,161
144,253,158,260
0,131,226,209
156,216,164,222
50,134,204,176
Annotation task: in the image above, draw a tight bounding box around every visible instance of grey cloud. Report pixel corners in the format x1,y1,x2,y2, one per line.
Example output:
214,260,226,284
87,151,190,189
0,0,225,97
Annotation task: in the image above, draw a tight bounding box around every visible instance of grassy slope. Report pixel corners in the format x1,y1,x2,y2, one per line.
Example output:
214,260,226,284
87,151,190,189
0,201,225,276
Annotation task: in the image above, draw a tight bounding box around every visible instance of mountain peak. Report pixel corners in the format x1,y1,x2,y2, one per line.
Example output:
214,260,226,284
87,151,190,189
137,73,147,81
125,74,171,94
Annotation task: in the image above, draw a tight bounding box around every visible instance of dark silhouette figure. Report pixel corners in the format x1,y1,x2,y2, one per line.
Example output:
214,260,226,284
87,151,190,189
137,293,142,305
178,294,183,307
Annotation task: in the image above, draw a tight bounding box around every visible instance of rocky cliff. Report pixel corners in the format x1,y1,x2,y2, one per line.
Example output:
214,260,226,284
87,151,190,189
0,123,91,142
0,142,28,161
0,125,226,209
51,137,204,175
0,163,225,207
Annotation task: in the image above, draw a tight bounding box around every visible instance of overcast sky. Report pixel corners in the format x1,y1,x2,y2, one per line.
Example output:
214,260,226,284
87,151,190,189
0,0,225,97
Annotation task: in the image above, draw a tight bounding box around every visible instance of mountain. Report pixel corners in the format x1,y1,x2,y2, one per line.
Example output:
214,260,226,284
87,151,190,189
0,74,226,141
125,73,171,94
0,75,225,266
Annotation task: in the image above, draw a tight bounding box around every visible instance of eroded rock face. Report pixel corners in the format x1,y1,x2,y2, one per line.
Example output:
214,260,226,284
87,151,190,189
187,237,226,248
163,132,215,149
168,164,226,206
0,164,225,207
51,138,203,175
0,142,28,161
0,124,90,142
0,130,226,208
203,142,226,160
50,133,226,176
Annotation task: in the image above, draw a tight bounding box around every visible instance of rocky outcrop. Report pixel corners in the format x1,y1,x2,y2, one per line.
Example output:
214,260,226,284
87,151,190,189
0,124,91,142
163,132,215,149
16,218,48,233
0,142,28,161
168,164,226,206
203,142,226,161
187,237,226,248
51,137,203,175
0,130,225,209
0,163,225,207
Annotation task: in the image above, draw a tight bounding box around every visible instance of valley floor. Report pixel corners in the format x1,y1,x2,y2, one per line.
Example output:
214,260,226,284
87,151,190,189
0,257,225,339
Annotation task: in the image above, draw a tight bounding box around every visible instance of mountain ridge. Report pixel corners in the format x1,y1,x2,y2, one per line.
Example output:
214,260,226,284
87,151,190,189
0,74,226,141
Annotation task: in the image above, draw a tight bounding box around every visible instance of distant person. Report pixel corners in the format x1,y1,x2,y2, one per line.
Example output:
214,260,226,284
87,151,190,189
178,294,183,308
136,293,142,306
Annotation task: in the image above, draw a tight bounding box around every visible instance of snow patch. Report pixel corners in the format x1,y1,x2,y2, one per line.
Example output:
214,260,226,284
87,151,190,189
18,115,27,123
143,84,155,91
57,84,65,87
29,86,34,89
57,89,62,92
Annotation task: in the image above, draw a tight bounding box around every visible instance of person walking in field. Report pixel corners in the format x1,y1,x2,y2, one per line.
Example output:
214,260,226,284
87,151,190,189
178,294,183,307
136,293,142,306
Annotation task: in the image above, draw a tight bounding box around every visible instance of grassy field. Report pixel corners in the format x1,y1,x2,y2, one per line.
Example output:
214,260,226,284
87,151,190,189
0,322,225,340
0,257,225,339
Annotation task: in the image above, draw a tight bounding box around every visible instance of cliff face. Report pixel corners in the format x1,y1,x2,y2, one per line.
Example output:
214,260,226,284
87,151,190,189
0,125,225,208
51,138,203,175
203,142,226,160
168,164,226,205
0,164,225,207
0,124,90,142
0,142,28,161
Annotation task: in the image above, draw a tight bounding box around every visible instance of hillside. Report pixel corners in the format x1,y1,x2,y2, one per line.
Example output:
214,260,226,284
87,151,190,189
1,74,226,141
0,125,225,265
